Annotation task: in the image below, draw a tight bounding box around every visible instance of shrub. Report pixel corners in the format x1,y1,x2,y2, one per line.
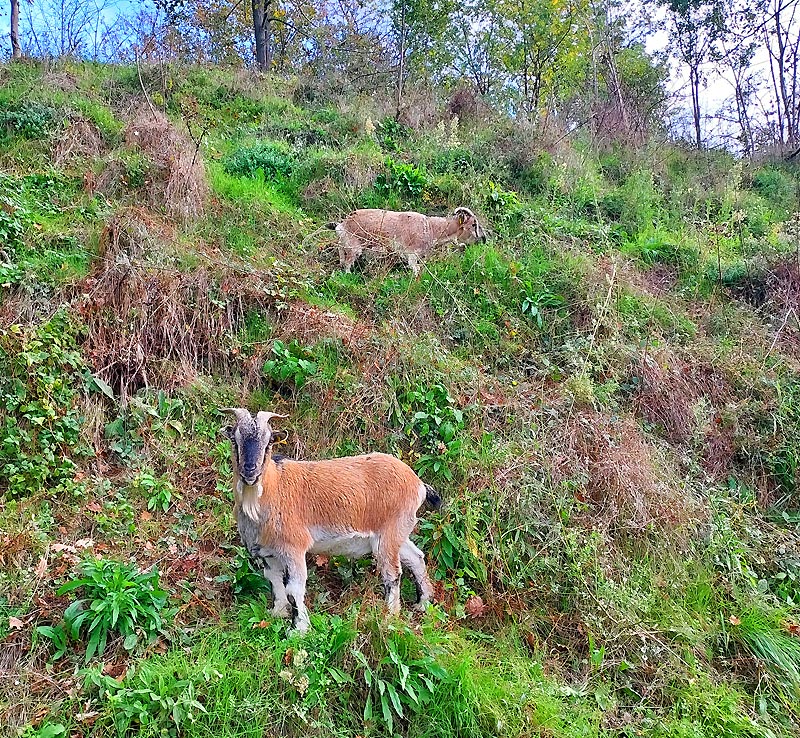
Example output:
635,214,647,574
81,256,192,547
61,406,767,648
0,101,57,139
375,116,410,151
0,313,91,498
223,140,294,179
375,157,428,201
38,558,170,662
390,381,466,481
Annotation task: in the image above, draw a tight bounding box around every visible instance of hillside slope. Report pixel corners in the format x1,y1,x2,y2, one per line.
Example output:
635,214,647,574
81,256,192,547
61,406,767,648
1,60,800,738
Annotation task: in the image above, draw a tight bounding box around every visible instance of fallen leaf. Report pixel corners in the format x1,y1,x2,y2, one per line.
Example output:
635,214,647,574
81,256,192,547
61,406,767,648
314,555,329,567
86,502,102,513
729,615,741,626
76,711,99,724
283,647,294,665
786,621,800,637
35,554,48,578
75,538,94,549
252,620,269,629
140,511,152,522
465,595,488,619
8,616,24,630
52,544,77,554
102,662,126,678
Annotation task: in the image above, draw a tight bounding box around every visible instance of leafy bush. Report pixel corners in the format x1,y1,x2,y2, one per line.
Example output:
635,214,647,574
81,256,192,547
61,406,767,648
0,313,91,498
484,180,522,222
391,382,465,480
0,101,56,139
375,157,428,201
263,339,318,390
38,558,170,662
375,116,410,151
224,140,294,179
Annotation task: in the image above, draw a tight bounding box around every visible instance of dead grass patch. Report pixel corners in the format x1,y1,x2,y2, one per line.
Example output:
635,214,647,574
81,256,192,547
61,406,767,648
558,409,703,537
280,301,369,347
53,116,106,166
124,107,207,220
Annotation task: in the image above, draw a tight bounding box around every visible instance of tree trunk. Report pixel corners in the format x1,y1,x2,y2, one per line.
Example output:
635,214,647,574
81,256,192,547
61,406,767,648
10,0,21,59
395,0,407,119
252,0,269,71
690,65,702,148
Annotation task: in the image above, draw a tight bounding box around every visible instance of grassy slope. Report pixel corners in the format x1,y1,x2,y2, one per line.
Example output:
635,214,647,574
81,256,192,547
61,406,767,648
1,59,800,738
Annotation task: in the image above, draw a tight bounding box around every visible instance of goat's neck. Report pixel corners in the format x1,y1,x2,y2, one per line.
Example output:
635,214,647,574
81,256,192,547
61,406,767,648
428,215,458,245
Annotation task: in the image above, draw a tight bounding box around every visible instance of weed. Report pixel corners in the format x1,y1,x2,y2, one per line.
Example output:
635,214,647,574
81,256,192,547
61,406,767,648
390,382,466,481
131,469,176,513
224,140,294,179
354,624,447,734
39,558,170,662
263,339,318,390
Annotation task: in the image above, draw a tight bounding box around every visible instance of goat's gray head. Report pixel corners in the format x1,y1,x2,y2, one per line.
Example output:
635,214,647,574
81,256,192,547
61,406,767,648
222,408,287,486
453,207,486,245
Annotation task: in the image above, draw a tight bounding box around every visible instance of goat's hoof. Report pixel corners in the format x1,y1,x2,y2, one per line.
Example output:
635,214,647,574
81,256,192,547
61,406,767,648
412,600,430,613
289,622,310,636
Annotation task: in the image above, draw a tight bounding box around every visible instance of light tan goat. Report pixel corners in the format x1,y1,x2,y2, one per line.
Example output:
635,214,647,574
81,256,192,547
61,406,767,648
222,408,441,633
328,207,486,275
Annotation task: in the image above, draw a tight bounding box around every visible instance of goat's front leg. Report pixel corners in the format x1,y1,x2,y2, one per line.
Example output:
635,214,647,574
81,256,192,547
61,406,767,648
263,556,291,618
378,538,403,616
284,551,311,633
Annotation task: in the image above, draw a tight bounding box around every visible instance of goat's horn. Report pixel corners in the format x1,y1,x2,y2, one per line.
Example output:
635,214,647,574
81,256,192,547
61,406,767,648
220,407,254,426
255,411,288,431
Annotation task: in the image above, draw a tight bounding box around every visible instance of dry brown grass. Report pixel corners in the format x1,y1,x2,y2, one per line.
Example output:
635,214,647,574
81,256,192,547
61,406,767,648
124,107,207,221
558,409,703,537
53,116,105,166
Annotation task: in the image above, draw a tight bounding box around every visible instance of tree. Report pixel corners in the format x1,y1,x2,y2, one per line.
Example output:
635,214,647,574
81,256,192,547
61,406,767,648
494,0,589,120
660,0,725,148
390,0,453,115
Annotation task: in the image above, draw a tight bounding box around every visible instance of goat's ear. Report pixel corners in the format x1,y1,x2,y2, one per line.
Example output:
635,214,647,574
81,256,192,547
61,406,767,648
271,429,289,445
220,425,236,441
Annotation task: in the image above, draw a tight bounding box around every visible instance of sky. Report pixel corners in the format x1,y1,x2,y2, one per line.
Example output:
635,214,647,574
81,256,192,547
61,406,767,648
0,0,786,149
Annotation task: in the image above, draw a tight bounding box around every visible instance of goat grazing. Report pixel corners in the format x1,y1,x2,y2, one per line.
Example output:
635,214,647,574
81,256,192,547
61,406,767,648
222,408,441,632
328,207,486,275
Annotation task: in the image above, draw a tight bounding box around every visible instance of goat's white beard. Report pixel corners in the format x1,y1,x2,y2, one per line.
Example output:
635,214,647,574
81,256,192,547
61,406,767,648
237,478,264,521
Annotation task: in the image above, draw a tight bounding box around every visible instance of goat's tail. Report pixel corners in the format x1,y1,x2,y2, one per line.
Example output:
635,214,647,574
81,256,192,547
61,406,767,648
423,483,443,511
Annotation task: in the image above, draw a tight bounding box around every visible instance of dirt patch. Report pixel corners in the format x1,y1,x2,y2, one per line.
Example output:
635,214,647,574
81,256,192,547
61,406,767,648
124,107,207,221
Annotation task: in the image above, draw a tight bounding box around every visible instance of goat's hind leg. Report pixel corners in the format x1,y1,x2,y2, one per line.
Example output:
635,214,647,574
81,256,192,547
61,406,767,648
400,539,433,611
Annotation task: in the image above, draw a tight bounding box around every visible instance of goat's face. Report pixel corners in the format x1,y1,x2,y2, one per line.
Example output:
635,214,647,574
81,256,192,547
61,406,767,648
223,409,286,487
453,207,486,246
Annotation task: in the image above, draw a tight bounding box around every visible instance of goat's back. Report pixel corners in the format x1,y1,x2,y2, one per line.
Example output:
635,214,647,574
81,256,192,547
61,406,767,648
264,452,424,531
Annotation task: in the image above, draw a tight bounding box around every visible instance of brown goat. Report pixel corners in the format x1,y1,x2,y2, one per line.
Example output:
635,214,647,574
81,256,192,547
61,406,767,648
222,409,442,633
328,207,486,275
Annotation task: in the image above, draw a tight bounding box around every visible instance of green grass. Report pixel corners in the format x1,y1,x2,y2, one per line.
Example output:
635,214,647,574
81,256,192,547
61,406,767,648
2,59,800,738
